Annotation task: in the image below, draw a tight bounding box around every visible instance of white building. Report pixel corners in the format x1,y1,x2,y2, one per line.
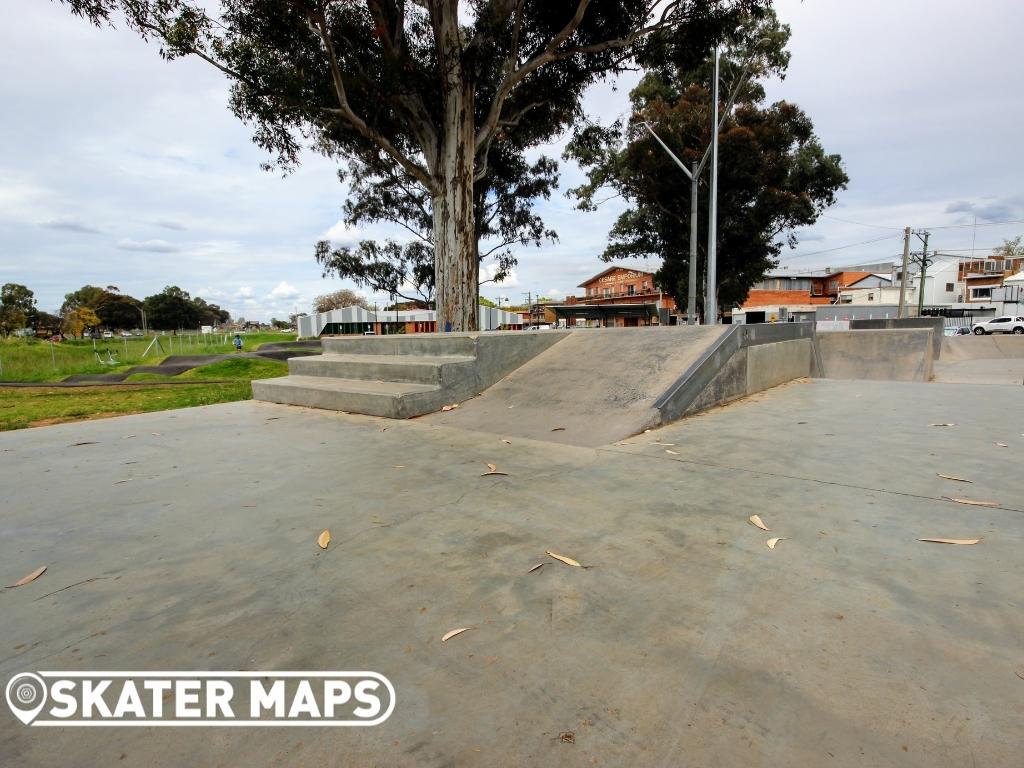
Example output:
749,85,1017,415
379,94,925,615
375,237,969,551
297,305,523,338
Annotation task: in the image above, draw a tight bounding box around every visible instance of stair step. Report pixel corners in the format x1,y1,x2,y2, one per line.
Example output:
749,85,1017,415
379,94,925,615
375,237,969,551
288,353,475,385
251,375,444,419
321,334,478,357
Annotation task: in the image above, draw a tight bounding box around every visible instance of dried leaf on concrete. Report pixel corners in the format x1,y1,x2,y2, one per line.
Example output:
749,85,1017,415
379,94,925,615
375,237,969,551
767,537,788,550
665,449,679,455
749,514,770,531
486,463,497,473
527,563,545,573
918,538,980,545
317,529,331,549
995,442,1008,447
441,627,473,643
392,465,405,468
501,439,511,444
9,566,46,588
928,423,955,427
441,403,459,412
151,432,161,436
550,427,566,432
943,497,999,507
546,550,583,568
936,473,972,483
70,441,98,447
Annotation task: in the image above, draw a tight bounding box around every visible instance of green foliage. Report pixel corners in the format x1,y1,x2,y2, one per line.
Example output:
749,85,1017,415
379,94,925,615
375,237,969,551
143,285,201,330
0,382,253,431
0,283,36,335
179,357,287,381
566,9,848,317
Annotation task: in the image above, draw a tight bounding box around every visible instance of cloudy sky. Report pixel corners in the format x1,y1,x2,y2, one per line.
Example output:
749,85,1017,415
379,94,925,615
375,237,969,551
2,0,1022,320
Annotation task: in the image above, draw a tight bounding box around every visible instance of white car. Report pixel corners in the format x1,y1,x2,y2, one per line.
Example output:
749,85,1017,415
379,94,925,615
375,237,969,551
102,331,114,338
971,316,1024,335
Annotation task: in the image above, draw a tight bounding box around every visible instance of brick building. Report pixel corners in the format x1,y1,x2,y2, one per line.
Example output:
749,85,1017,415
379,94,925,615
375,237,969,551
550,265,679,327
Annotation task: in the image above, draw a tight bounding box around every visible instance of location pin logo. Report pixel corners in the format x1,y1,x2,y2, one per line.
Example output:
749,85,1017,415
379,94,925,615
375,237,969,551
6,673,47,725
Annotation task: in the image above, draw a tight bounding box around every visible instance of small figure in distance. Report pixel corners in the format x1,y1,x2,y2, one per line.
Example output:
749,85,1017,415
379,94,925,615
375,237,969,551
233,333,243,353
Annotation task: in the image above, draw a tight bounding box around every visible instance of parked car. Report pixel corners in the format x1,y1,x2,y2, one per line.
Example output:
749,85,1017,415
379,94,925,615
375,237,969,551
102,331,114,339
120,331,132,337
971,316,1024,335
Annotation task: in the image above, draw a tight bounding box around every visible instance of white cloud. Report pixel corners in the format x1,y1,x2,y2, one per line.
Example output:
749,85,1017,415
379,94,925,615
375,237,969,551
481,263,519,287
236,286,253,298
117,238,179,253
323,220,362,246
546,288,566,297
270,281,300,300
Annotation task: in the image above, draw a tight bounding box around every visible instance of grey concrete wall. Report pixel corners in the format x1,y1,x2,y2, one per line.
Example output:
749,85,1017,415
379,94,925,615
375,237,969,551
656,323,816,422
817,329,934,381
849,317,944,358
747,338,813,392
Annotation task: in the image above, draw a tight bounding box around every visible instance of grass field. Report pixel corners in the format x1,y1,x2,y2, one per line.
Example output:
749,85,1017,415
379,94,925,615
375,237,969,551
0,356,290,431
0,332,296,382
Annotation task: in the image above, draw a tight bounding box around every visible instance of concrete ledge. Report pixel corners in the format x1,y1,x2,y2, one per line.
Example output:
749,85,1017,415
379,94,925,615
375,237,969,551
818,329,934,381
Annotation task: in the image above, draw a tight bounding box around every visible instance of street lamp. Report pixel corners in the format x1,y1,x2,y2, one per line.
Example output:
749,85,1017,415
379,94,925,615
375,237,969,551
641,38,769,326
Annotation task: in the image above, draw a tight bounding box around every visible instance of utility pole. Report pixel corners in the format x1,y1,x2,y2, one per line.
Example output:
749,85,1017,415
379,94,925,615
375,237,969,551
897,226,911,318
688,160,699,324
522,291,532,328
706,45,721,326
914,230,931,316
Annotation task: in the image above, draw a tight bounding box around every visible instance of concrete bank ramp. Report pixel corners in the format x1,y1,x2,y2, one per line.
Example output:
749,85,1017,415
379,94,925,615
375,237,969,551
935,335,1024,384
940,335,1024,361
817,329,934,382
422,326,726,445
423,324,818,445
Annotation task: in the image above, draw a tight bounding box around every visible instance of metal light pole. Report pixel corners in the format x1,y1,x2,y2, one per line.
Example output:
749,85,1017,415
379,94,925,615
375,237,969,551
639,40,765,327
706,45,721,325
641,123,702,325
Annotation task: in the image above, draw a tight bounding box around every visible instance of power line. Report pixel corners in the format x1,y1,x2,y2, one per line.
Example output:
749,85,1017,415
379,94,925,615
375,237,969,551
820,213,904,230
779,233,901,261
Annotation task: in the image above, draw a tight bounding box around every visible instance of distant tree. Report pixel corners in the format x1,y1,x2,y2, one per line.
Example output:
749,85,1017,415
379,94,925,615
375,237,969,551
478,296,498,308
143,286,201,331
62,307,102,339
64,0,759,330
567,10,847,318
0,283,36,336
270,318,290,330
993,236,1024,260
192,297,231,326
98,294,143,330
61,285,109,315
288,312,307,327
313,289,374,314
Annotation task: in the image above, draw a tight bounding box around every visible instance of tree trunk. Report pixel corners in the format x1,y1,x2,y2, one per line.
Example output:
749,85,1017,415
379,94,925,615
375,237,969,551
431,5,478,333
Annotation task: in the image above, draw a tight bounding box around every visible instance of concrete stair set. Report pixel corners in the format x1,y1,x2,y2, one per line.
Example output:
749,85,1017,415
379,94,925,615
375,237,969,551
252,332,564,419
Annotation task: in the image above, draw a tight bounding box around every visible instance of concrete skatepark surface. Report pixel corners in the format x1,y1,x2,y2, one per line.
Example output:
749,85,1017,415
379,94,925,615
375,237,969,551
2,374,1023,767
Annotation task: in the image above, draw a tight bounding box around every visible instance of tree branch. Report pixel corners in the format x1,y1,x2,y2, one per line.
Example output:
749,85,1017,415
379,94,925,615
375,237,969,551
313,7,433,189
